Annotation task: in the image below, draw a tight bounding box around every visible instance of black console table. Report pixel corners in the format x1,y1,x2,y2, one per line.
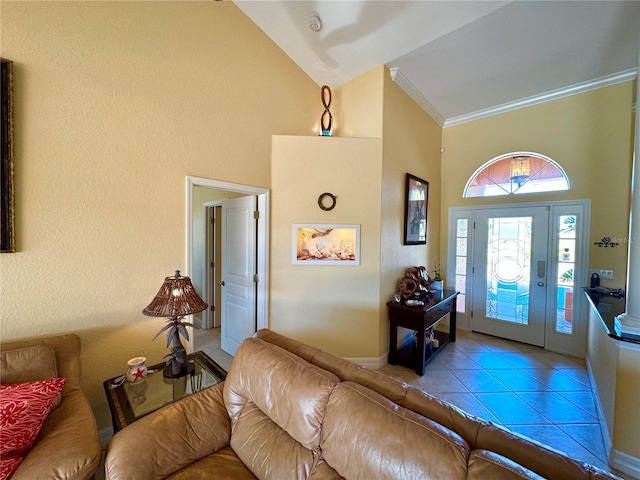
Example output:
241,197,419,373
387,289,458,375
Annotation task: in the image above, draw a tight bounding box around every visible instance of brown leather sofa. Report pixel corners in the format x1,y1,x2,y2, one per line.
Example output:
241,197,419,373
105,329,620,479
1,334,101,480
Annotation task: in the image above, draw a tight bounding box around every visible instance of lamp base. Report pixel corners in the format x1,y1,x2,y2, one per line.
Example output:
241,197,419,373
163,362,195,379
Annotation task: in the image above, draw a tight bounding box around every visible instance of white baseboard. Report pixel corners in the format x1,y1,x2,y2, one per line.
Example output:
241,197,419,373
611,449,640,480
345,353,387,370
346,336,415,370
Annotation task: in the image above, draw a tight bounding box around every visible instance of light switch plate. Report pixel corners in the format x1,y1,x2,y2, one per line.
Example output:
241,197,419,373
590,269,613,279
600,270,614,279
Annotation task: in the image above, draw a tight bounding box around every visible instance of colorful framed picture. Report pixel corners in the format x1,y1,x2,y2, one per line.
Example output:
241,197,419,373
404,173,428,245
293,224,360,265
1,58,15,253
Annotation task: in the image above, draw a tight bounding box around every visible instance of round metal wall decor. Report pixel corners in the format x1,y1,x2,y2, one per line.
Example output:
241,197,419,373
318,192,336,211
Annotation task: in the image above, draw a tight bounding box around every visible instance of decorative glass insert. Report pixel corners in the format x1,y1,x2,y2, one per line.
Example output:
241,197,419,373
455,218,468,313
485,216,532,324
556,215,576,334
464,152,569,198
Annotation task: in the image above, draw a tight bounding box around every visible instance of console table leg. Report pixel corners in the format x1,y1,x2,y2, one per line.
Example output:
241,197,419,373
450,297,457,342
388,318,398,365
416,327,426,375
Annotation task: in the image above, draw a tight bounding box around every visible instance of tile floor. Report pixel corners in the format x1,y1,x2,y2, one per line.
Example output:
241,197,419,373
195,327,628,478
378,329,616,475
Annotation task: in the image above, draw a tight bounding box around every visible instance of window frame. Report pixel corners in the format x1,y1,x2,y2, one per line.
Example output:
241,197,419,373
463,151,570,198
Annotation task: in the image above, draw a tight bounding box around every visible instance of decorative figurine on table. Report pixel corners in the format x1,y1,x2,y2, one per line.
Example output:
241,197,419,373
395,266,431,305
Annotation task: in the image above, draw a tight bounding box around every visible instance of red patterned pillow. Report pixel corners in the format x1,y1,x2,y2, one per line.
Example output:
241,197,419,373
0,377,65,480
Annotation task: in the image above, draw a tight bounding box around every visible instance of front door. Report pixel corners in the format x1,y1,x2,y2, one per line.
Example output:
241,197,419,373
220,195,257,356
472,206,550,346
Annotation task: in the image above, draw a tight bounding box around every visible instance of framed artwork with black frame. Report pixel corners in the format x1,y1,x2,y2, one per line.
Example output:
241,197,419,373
403,173,428,245
1,58,15,253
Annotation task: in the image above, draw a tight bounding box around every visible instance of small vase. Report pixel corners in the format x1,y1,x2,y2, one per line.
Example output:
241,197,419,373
126,357,148,383
432,280,443,291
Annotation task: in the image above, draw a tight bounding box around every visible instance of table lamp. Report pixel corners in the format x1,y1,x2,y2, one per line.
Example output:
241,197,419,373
142,270,207,378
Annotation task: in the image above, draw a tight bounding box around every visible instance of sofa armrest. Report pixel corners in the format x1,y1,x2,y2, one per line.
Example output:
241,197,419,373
12,390,101,480
105,382,231,480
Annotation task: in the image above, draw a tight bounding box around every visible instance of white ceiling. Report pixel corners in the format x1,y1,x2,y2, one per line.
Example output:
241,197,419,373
234,1,640,127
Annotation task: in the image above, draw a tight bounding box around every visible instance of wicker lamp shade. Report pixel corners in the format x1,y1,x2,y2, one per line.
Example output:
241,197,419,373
142,270,207,318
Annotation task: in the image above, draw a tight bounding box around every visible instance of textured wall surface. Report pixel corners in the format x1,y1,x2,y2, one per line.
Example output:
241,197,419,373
270,135,382,358
441,82,634,290
0,1,317,431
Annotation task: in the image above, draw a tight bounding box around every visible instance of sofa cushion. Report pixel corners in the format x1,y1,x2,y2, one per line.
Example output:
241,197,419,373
106,383,230,480
0,334,83,395
168,446,257,480
321,381,470,480
467,450,546,479
474,422,600,480
224,338,339,479
230,402,316,480
224,337,339,450
255,328,413,405
1,345,61,409
403,387,484,449
0,377,66,480
1,345,58,384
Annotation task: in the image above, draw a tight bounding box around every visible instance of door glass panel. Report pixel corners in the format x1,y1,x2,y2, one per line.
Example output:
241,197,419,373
456,237,467,256
556,215,576,334
455,218,468,313
486,216,532,324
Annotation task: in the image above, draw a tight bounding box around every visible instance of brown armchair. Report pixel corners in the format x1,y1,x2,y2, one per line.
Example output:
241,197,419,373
1,333,101,480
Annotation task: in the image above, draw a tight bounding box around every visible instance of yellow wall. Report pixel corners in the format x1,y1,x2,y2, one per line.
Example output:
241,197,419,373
0,1,317,431
2,0,635,440
613,344,640,459
334,65,384,138
587,301,640,462
380,68,443,352
441,82,634,288
587,305,618,442
270,135,382,358
268,66,443,358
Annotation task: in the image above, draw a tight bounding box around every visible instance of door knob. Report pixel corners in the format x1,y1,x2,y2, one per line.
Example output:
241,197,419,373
219,281,225,286
537,282,545,287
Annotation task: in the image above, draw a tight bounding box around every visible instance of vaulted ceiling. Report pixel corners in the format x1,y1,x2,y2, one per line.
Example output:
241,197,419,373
234,1,640,127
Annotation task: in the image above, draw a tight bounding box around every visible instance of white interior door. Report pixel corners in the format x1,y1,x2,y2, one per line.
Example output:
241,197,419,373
472,206,550,346
221,196,257,356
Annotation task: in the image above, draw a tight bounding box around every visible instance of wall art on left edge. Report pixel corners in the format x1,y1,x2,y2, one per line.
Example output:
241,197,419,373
1,58,15,253
293,224,360,265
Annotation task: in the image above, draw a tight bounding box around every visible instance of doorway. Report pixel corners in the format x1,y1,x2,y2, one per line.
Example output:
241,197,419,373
472,206,549,346
448,200,590,357
205,205,222,329
186,176,269,356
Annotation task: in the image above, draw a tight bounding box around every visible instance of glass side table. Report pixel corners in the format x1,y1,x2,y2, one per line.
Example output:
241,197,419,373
103,351,227,433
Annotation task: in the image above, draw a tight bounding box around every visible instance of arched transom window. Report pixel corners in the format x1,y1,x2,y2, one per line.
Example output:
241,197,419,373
464,152,569,198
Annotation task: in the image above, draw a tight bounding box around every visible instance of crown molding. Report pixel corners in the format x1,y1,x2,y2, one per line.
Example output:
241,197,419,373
444,68,638,128
389,67,637,129
389,67,445,127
